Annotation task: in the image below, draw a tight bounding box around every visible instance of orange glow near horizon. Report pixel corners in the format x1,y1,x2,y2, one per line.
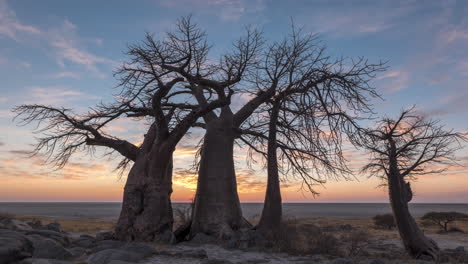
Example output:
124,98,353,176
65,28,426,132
1,162,467,203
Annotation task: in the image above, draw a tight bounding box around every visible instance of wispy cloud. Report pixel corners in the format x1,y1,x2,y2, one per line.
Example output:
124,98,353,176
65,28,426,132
46,71,81,79
0,1,113,77
23,86,98,105
424,92,468,117
159,0,266,22
303,2,416,37
375,70,410,93
0,150,112,181
48,20,115,77
0,0,41,41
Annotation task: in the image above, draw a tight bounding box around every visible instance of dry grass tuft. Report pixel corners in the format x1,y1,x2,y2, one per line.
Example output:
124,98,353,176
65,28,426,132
342,230,370,257
258,217,341,256
13,215,116,234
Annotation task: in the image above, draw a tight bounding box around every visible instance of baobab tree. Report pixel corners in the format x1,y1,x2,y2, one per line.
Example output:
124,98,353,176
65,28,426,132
238,28,385,235
361,107,467,260
170,21,386,237
13,17,242,242
166,20,387,238
147,19,264,238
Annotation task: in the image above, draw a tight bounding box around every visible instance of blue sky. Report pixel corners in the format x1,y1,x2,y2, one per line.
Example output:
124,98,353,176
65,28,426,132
0,0,467,202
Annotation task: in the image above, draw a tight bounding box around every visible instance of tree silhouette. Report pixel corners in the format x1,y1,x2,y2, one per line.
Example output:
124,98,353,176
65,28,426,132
13,17,233,242
181,23,385,237
233,26,385,235
361,107,467,260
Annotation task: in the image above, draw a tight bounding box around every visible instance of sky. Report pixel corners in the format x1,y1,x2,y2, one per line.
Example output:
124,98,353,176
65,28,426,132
0,0,467,203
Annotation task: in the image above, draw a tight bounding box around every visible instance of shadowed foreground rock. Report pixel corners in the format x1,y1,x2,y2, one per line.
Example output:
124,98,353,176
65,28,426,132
1,216,468,264
0,229,34,264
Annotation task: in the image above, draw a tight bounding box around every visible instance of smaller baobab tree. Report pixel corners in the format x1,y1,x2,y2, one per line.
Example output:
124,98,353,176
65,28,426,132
361,107,467,260
239,27,385,236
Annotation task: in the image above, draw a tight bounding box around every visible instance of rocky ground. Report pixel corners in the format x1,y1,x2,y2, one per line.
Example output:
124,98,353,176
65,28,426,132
1,216,467,264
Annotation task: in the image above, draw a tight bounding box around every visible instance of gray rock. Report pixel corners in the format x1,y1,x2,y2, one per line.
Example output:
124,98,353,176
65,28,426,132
159,248,207,259
90,240,125,254
107,261,135,264
72,236,96,248
332,258,353,264
190,233,216,244
178,249,207,259
119,242,156,257
0,229,34,264
68,247,87,258
441,246,468,263
454,246,465,254
27,234,73,260
27,220,43,230
87,249,145,264
23,230,70,246
80,234,95,239
96,230,115,241
45,222,62,233
369,259,386,264
18,258,73,264
1,218,33,231
201,260,234,264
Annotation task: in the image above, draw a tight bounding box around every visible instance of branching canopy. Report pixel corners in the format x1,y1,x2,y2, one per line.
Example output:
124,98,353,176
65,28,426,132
13,16,264,170
237,26,386,194
361,107,467,181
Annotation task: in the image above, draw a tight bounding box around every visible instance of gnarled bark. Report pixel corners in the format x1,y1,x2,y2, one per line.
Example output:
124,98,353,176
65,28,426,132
388,150,439,260
190,108,243,238
115,143,175,242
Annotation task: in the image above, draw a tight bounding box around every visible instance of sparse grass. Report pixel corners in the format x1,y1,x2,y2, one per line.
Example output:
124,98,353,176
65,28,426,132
12,215,115,234
47,218,116,234
257,217,341,256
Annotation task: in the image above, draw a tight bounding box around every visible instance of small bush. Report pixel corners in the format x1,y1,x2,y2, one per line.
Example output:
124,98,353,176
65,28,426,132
173,205,192,228
373,214,396,230
344,230,370,256
259,218,340,256
422,211,468,232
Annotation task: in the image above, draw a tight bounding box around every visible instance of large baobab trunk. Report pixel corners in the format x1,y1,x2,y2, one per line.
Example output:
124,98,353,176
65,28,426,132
258,102,282,233
115,140,175,242
190,108,243,238
388,158,439,260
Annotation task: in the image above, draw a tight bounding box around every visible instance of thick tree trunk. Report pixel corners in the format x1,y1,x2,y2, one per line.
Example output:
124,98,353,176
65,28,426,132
258,102,282,233
388,157,439,260
115,143,175,242
190,108,244,239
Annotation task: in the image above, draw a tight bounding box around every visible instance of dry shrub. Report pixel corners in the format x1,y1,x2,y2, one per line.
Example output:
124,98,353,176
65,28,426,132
173,204,192,230
422,211,468,232
260,217,340,256
343,230,370,256
373,214,396,230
